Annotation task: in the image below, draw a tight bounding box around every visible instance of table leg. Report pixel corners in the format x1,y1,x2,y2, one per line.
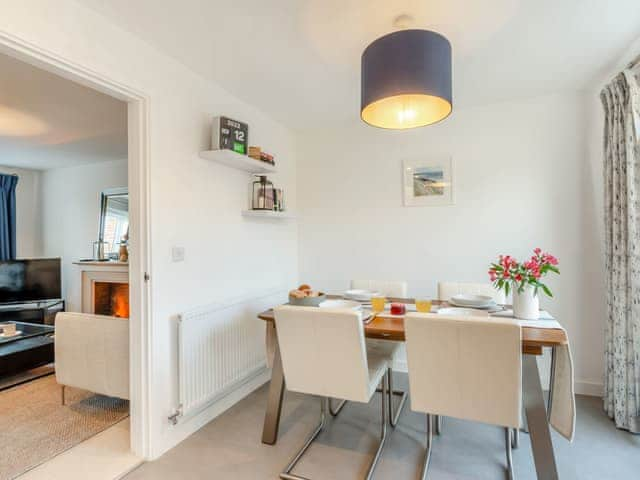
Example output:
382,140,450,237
547,346,557,422
523,354,558,480
262,340,286,445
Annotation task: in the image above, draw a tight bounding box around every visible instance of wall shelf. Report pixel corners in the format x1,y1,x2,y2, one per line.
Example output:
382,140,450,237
241,210,295,220
199,149,277,174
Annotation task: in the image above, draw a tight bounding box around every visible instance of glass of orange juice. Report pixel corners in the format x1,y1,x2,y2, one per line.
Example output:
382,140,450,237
371,296,386,313
415,299,432,313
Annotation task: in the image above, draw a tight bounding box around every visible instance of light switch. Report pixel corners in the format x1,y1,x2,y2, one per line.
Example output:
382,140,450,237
172,246,185,262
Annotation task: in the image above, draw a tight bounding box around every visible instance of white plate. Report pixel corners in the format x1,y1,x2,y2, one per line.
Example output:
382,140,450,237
450,294,494,307
449,297,496,309
343,289,380,302
319,299,363,310
437,307,489,317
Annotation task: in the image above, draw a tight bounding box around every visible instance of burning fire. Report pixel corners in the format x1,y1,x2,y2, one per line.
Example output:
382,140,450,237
112,288,129,318
94,281,129,318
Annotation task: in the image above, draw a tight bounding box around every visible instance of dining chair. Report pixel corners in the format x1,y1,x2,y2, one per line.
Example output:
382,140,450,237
437,281,506,304
404,313,521,480
273,305,389,480
347,279,408,427
435,282,507,435
351,279,408,298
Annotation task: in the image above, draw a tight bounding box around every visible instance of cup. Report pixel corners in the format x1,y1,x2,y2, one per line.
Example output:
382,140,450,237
390,303,406,315
415,299,433,313
370,296,386,313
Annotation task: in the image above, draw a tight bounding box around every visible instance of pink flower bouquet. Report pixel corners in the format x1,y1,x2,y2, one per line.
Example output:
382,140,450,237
488,248,560,297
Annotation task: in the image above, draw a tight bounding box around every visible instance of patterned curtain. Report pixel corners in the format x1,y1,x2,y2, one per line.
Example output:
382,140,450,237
601,70,640,433
0,174,18,261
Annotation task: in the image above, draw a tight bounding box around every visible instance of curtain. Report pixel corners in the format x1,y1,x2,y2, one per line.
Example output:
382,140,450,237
0,174,18,261
601,70,640,433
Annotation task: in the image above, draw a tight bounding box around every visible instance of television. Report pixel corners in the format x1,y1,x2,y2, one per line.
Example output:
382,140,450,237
0,258,61,304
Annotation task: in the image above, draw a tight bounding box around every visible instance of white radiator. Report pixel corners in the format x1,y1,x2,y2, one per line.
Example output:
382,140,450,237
173,290,282,422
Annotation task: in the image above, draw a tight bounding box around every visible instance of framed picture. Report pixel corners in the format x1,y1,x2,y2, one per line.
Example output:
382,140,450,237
403,157,454,206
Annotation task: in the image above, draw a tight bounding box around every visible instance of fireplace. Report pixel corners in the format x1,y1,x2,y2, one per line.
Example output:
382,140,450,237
76,262,129,316
94,281,129,318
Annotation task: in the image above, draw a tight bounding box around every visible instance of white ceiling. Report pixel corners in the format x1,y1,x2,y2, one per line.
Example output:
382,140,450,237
82,0,640,130
0,52,127,171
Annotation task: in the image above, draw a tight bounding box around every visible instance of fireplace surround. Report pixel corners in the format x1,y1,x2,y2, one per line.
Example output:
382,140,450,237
74,261,129,317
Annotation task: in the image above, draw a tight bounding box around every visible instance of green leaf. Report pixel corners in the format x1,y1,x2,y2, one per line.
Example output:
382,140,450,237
541,284,553,297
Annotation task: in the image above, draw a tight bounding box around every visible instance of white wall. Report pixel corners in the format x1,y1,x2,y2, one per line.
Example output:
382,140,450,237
0,166,42,257
296,91,604,394
0,0,297,458
40,159,128,311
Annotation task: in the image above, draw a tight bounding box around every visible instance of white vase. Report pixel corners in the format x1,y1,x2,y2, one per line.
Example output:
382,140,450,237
512,284,539,320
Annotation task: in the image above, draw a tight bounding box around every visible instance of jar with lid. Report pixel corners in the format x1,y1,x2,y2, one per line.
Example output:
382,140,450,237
251,175,275,210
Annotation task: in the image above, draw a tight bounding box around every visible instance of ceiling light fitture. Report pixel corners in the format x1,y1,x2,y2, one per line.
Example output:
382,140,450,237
361,29,452,129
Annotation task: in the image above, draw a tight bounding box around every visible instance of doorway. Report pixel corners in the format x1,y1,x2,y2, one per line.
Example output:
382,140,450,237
0,31,151,465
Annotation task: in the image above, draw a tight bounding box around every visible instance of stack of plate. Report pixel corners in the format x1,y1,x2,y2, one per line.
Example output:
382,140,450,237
343,289,380,302
319,299,362,310
448,294,497,310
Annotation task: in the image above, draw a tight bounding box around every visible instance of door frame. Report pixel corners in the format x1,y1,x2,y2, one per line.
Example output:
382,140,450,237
0,30,153,458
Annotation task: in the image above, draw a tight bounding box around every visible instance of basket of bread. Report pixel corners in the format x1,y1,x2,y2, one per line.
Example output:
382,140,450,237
288,284,326,306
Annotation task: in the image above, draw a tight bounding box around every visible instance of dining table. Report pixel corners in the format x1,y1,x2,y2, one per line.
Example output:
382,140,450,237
257,296,568,480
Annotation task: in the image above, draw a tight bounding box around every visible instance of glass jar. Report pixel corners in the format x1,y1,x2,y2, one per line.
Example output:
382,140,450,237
251,175,275,210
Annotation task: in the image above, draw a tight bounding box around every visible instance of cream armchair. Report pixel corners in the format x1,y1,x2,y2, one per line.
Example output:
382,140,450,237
55,312,129,402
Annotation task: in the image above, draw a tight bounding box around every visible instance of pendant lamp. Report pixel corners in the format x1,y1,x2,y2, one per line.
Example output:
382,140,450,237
361,28,452,129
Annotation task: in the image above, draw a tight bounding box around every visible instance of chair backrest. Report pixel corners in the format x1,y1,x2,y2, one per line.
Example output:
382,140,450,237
404,313,521,428
55,312,129,400
274,305,372,402
350,280,408,298
437,281,506,304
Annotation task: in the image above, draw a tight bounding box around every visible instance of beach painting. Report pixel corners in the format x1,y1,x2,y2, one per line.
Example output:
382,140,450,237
403,157,454,206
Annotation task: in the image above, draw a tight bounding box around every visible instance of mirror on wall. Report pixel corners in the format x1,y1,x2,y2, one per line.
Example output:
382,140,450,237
98,187,129,258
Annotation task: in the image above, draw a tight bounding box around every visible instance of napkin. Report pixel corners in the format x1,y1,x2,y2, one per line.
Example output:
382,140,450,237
492,310,575,441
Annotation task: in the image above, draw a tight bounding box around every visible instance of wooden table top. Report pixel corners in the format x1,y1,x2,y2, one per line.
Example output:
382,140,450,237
257,297,568,355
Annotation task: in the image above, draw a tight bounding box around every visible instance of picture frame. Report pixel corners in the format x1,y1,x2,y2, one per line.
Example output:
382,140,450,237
403,156,454,207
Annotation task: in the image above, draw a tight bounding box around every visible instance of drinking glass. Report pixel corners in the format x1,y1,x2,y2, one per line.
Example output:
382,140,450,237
371,296,386,313
415,299,432,313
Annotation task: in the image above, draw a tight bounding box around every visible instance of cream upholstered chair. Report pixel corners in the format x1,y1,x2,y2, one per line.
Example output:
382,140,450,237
436,283,506,434
351,279,408,298
274,306,389,480
348,279,408,427
55,312,129,403
405,313,521,479
437,281,506,304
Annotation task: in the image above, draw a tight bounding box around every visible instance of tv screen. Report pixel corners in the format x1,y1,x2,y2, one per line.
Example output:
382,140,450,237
0,258,61,304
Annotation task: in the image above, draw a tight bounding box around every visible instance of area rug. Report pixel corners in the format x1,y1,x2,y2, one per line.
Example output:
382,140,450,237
0,375,129,480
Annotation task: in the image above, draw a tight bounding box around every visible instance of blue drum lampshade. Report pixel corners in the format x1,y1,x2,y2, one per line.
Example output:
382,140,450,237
361,29,452,129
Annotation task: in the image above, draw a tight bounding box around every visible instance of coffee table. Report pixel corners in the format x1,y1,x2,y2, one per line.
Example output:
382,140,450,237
0,322,55,377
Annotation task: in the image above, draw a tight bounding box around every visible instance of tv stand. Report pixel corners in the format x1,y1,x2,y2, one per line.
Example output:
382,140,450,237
0,300,65,326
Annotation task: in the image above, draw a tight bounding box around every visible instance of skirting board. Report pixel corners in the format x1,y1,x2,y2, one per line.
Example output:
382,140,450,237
393,360,604,398
154,368,270,459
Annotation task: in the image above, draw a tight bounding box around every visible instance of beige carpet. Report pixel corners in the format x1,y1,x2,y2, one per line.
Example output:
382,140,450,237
0,375,129,480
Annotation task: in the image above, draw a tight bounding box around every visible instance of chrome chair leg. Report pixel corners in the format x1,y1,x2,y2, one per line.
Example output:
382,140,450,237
435,415,443,435
280,398,327,480
512,427,519,449
329,398,347,417
419,414,434,480
366,372,389,480
505,427,515,480
387,367,407,427
281,374,390,480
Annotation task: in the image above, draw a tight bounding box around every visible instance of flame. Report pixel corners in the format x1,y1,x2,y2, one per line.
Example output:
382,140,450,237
112,289,129,318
